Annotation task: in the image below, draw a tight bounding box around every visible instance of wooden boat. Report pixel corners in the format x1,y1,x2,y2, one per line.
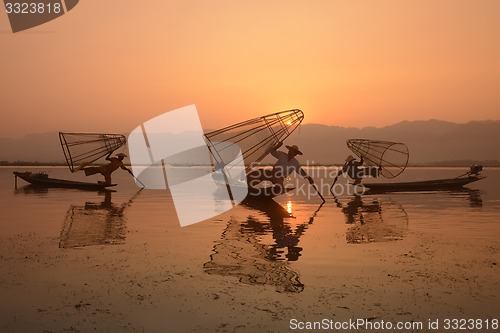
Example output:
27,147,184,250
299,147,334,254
247,185,295,199
242,195,292,217
14,171,117,190
363,175,485,192
215,181,295,200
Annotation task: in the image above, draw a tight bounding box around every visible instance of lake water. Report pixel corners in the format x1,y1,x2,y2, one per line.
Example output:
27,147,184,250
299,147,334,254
1,166,499,332
2,166,499,240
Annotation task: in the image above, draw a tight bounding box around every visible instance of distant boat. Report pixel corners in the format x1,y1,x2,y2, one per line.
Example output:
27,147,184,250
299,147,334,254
363,173,485,192
347,139,410,179
14,171,116,191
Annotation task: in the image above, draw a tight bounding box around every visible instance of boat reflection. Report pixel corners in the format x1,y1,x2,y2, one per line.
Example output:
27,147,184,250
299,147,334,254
59,189,142,248
14,185,50,196
448,189,483,208
334,188,484,244
14,184,114,196
334,194,409,244
204,197,322,293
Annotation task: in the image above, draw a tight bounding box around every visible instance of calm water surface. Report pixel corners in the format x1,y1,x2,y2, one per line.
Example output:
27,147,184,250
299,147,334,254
1,165,499,333
1,166,499,262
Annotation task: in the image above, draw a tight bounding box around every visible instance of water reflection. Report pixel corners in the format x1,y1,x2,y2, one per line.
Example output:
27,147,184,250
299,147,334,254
449,189,483,208
204,198,323,293
334,194,409,244
333,189,484,243
245,198,300,260
14,184,114,196
14,185,50,196
59,189,142,248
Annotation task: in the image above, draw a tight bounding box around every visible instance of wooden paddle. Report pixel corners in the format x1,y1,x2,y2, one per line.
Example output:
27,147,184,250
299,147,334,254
126,169,146,188
329,176,339,196
311,183,326,203
306,175,325,202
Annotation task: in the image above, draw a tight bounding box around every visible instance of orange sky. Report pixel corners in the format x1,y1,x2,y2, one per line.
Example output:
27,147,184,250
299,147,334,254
1,0,499,138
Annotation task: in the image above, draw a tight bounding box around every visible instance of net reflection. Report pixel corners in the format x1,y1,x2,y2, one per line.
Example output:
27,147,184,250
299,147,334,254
334,195,409,244
204,197,322,293
59,189,142,248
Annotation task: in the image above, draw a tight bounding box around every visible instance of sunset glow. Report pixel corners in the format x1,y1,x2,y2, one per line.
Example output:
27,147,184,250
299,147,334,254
1,1,499,138
1,3,499,332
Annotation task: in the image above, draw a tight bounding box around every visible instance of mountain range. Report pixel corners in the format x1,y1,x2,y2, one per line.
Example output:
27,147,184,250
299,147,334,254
1,120,499,165
287,119,500,165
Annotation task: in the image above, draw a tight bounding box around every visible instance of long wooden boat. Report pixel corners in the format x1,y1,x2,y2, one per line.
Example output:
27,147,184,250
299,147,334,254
212,171,295,199
14,171,117,190
363,175,485,192
247,185,295,199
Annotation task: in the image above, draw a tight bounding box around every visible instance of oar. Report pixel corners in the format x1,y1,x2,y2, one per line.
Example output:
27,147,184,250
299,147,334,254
302,172,325,203
126,169,146,188
329,176,339,196
330,163,348,197
311,183,325,203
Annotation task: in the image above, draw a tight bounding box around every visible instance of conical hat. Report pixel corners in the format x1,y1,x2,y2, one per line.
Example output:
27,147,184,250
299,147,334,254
345,155,356,162
285,145,303,155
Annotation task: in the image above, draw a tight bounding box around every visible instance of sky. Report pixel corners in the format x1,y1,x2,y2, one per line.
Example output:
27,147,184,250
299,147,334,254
1,0,499,138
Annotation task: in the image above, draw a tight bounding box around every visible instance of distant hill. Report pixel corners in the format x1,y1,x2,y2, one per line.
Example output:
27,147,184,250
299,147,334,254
1,120,499,165
0,132,65,163
284,119,500,165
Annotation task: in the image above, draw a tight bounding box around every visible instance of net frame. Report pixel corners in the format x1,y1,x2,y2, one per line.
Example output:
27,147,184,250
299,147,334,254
347,139,409,178
204,109,304,176
59,132,127,172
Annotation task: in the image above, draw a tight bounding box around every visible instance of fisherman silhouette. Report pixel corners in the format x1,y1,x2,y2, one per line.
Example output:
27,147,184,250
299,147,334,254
332,155,381,185
83,152,131,185
247,142,314,188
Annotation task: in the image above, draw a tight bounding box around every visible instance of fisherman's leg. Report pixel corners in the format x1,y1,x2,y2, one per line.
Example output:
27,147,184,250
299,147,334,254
353,167,376,182
364,166,380,177
83,167,100,177
102,172,112,185
352,169,364,184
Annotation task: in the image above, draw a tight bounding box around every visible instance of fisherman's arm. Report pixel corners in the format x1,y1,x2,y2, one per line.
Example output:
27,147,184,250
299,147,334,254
337,162,348,176
269,141,283,158
121,164,136,179
353,159,363,167
121,163,131,172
